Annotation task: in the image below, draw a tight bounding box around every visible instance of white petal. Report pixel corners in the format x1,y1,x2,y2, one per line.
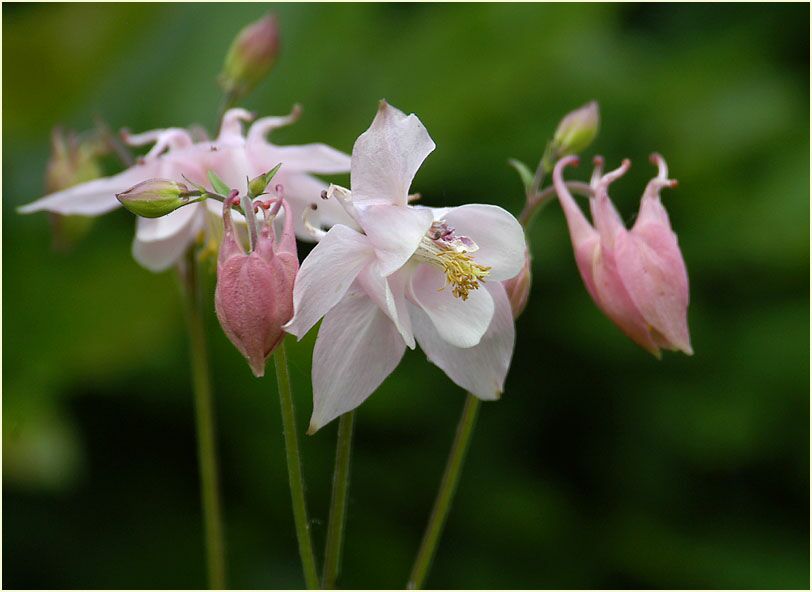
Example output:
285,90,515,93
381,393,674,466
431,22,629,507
252,143,351,175
408,264,494,348
285,225,375,339
350,101,435,206
17,166,153,216
411,282,514,401
442,204,526,281
132,207,203,272
354,204,433,276
310,288,406,433
356,262,415,348
134,202,202,242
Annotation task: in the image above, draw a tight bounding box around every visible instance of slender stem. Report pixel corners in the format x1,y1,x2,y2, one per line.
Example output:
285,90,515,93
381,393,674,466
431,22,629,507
273,341,320,589
180,251,226,590
518,180,593,228
321,412,356,589
407,394,481,590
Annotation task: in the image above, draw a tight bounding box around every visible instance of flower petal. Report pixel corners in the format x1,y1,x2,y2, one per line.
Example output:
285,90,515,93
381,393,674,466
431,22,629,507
18,166,153,216
285,224,375,339
408,264,494,348
132,207,204,272
350,101,435,206
356,262,415,348
411,282,514,400
309,288,406,433
252,143,351,175
440,204,526,281
134,201,202,242
354,204,433,276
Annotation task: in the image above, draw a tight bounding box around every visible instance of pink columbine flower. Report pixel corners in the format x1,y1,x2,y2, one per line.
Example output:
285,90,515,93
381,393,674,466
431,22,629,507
553,153,692,357
215,192,298,377
19,107,352,271
285,101,526,433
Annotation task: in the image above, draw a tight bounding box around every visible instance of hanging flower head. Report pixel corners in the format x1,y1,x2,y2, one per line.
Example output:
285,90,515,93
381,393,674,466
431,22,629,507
285,101,526,433
215,187,298,377
19,107,352,271
553,153,692,357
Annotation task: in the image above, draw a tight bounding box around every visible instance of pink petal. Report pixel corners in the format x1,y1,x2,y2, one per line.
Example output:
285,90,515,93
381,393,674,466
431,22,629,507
285,224,375,339
252,143,351,175
354,204,434,276
411,282,514,400
408,264,494,349
440,204,526,281
350,101,436,206
309,288,406,433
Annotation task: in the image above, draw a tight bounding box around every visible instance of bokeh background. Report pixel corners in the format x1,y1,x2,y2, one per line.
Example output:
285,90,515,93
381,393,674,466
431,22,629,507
3,3,809,589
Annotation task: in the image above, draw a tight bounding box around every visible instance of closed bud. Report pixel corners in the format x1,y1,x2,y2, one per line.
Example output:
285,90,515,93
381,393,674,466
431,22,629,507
219,14,280,100
116,179,197,218
215,194,298,377
503,249,532,319
247,163,282,198
552,101,600,157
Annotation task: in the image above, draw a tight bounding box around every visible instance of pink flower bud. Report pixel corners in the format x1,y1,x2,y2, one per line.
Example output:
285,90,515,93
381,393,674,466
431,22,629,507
553,153,692,357
552,101,600,157
214,194,298,377
503,248,532,319
219,13,280,100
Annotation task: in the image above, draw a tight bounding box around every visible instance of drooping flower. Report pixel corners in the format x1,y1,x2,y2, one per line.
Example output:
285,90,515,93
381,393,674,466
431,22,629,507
553,153,692,357
19,107,352,271
215,192,298,377
285,101,526,433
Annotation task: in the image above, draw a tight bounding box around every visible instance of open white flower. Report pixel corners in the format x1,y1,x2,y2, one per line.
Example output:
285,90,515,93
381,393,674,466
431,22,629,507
19,107,352,271
285,101,526,432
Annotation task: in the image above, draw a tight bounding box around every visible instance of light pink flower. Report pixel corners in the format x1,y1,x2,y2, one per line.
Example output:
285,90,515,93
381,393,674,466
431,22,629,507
19,107,352,271
215,194,298,377
553,153,692,357
285,101,526,433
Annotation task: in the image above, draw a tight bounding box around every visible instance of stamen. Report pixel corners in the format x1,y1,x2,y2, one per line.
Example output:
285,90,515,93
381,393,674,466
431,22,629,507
413,221,491,301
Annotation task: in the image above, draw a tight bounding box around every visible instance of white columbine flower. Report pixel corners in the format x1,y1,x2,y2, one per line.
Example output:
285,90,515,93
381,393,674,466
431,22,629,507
19,107,353,271
285,101,526,433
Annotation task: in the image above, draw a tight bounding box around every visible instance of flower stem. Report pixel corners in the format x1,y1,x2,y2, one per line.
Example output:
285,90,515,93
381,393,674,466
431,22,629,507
407,393,481,590
273,341,320,589
180,251,226,590
321,411,356,589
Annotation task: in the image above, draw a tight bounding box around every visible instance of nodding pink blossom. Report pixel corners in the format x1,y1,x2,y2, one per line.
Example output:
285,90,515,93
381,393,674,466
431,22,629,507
215,193,298,377
285,101,526,433
19,107,352,272
553,154,692,357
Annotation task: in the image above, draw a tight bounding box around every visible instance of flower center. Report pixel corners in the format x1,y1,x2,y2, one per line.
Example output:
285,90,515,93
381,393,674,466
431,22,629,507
412,221,491,301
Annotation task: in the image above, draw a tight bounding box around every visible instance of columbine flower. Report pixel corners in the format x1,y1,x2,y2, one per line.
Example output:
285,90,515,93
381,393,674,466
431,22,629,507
285,101,526,433
553,153,692,357
19,107,352,271
215,192,298,377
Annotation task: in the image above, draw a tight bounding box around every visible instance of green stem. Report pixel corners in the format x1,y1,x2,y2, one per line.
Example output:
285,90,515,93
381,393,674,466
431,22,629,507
321,412,356,589
407,394,481,590
273,342,320,589
180,251,226,590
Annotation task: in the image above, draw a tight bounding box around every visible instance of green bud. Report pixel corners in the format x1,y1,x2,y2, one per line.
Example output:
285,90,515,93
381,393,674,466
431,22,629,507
247,163,282,198
552,101,600,157
116,179,199,218
219,13,280,101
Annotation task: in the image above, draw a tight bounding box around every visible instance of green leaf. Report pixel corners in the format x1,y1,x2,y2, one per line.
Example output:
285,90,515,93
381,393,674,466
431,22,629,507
508,158,535,194
207,170,231,195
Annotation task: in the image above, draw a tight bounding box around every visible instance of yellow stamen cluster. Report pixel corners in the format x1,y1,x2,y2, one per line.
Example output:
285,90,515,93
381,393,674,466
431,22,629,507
434,250,491,301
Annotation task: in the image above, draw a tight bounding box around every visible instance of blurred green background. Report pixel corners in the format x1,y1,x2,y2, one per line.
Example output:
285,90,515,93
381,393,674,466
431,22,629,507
3,3,809,589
